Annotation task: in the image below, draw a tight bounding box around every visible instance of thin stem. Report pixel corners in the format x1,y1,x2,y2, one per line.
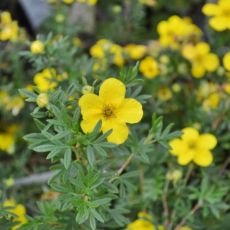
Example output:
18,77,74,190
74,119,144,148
174,202,201,230
162,180,170,228
109,153,134,183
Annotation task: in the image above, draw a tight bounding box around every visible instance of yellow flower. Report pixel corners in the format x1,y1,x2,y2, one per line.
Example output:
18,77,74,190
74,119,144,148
202,0,230,31
0,124,19,154
139,0,156,7
30,40,44,54
169,127,217,167
223,83,230,94
110,44,124,67
179,227,192,230
34,68,59,92
202,92,220,110
3,199,27,230
157,15,201,49
90,39,111,59
126,212,154,230
223,52,230,71
63,0,74,4
139,56,159,79
124,44,147,60
0,11,19,41
157,87,172,101
79,78,143,144
36,93,49,108
182,42,219,78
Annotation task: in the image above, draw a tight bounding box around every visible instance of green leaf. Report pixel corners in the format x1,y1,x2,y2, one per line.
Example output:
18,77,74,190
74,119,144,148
86,146,95,167
63,148,72,169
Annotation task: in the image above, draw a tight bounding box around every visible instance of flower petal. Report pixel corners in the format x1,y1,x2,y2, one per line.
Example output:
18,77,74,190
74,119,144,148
193,150,213,167
99,78,125,106
192,63,206,78
106,123,129,144
80,119,99,133
101,118,129,144
209,17,227,31
116,98,143,124
203,53,219,72
79,94,102,120
202,3,220,16
169,139,187,156
177,150,195,165
182,127,199,142
198,134,217,150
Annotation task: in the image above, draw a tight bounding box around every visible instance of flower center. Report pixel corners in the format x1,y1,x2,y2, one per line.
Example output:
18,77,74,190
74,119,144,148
188,140,197,150
102,105,115,119
223,9,230,17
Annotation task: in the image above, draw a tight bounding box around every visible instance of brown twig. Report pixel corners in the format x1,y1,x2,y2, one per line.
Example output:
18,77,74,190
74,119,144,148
109,153,134,183
174,202,201,230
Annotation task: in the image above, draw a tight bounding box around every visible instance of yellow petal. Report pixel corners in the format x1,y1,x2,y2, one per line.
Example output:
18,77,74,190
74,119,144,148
99,78,125,106
193,150,213,167
102,120,129,144
198,134,217,150
191,63,206,78
182,127,199,142
116,98,143,124
78,94,102,120
202,3,220,16
203,53,219,72
196,42,210,56
177,150,195,165
182,45,195,60
169,139,186,156
223,52,230,71
81,119,99,133
209,16,227,31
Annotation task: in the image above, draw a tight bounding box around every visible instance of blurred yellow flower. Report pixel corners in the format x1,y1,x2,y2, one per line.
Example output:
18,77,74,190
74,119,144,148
126,212,154,230
139,0,156,7
170,127,217,167
110,44,124,67
63,0,74,4
140,56,159,79
157,15,201,49
203,92,220,110
179,227,192,230
223,83,230,94
34,68,65,92
124,44,147,60
202,0,230,31
30,40,44,54
157,87,172,101
79,78,143,144
0,124,19,154
3,199,27,230
182,42,219,78
223,52,230,72
0,11,19,42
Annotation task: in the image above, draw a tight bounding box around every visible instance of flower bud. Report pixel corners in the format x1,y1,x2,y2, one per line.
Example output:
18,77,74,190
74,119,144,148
30,40,44,54
36,93,49,108
82,85,94,95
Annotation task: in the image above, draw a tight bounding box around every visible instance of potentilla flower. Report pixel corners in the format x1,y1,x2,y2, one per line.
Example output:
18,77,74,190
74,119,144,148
202,0,230,31
3,199,27,229
30,40,44,54
169,127,217,167
182,42,219,78
79,78,143,144
139,56,159,79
